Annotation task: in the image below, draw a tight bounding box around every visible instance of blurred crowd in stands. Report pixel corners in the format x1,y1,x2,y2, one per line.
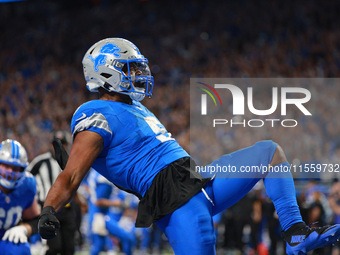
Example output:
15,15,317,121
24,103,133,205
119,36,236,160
1,0,340,254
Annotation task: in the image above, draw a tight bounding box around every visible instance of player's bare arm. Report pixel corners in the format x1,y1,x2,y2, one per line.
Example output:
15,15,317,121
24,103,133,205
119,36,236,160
21,198,40,236
43,131,104,212
95,198,122,208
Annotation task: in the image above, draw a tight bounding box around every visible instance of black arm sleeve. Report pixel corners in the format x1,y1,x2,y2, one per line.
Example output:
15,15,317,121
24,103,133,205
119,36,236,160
23,216,40,236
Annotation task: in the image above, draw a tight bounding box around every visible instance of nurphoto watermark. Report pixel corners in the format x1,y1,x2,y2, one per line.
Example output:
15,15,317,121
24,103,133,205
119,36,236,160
190,78,340,180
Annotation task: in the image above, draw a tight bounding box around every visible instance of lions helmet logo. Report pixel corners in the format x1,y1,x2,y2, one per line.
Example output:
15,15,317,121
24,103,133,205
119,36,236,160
88,43,121,72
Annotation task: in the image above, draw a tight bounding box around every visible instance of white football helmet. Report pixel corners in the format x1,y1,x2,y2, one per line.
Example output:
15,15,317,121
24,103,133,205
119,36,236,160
82,38,154,101
0,139,28,189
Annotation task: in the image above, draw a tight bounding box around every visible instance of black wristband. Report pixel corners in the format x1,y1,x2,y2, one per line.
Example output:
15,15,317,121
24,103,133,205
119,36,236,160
24,217,39,235
40,206,56,217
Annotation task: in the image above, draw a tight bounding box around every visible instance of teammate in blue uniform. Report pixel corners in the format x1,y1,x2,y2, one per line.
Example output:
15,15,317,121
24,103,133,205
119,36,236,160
87,169,136,255
38,38,340,255
0,139,40,255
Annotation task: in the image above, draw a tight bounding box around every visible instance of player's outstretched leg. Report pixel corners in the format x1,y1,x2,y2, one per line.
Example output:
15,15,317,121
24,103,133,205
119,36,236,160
266,146,340,255
208,140,340,255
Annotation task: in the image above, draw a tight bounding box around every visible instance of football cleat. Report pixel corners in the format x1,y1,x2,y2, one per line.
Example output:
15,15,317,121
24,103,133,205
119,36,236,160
284,222,340,255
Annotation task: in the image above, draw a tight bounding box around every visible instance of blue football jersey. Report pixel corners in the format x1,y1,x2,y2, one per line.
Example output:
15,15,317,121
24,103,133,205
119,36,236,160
71,100,189,197
87,169,113,216
87,169,116,233
0,172,36,239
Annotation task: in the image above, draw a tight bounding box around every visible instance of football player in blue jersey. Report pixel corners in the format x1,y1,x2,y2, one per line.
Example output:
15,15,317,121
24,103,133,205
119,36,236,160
0,139,40,255
87,169,136,255
39,38,340,255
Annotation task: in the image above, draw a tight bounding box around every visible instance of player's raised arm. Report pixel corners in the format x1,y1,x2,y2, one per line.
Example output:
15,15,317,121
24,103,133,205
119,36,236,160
38,130,103,239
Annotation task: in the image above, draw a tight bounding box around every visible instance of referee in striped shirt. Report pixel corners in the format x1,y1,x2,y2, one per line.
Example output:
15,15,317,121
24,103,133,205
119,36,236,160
27,131,79,255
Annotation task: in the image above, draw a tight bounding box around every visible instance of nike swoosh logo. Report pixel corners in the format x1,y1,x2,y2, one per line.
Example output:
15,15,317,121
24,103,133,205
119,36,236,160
76,113,87,122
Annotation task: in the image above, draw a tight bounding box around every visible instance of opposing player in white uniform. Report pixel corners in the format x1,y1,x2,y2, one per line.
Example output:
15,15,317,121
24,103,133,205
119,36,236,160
0,139,40,255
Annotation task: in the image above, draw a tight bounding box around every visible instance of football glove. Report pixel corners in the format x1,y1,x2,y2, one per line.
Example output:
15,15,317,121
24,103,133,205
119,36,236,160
2,225,28,244
38,206,60,239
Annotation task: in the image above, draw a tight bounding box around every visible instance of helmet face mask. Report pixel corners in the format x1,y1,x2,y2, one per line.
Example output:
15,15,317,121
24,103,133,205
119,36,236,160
0,165,25,189
0,139,28,189
119,60,153,101
83,38,154,101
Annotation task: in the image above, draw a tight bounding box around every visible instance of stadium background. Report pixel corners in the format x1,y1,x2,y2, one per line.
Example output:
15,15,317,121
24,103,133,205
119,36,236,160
1,0,340,254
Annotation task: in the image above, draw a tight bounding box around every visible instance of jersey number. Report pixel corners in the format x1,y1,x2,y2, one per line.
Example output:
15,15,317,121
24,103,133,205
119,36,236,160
144,117,174,143
0,206,22,229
